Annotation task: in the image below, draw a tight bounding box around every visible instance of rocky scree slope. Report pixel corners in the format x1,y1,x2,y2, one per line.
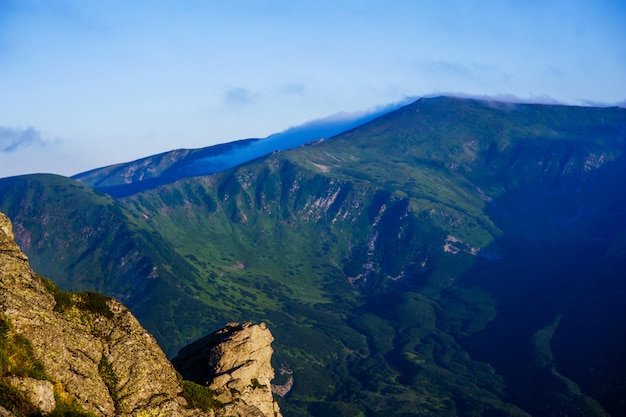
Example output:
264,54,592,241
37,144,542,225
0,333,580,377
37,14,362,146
0,211,281,417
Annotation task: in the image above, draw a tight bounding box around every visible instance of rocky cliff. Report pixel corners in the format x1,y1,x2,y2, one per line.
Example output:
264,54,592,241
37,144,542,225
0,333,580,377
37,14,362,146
0,211,281,417
173,322,283,417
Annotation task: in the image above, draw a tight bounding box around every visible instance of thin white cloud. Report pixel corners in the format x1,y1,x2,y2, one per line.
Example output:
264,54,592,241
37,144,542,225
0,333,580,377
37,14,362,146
0,127,79,178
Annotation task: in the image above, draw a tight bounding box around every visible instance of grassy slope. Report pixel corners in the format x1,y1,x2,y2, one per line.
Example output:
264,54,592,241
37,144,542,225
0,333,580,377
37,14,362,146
119,99,625,416
123,156,515,416
0,174,216,348
2,97,625,416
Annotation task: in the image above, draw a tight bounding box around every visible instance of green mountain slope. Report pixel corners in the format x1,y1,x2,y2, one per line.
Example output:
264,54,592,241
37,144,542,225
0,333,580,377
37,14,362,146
1,97,625,416
0,174,218,347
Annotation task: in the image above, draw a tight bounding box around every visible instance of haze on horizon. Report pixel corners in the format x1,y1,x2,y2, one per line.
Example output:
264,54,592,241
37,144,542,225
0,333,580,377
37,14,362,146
1,0,625,178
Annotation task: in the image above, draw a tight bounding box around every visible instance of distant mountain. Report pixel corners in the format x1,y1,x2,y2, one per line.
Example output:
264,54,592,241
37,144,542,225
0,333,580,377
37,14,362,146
2,96,626,417
72,103,404,197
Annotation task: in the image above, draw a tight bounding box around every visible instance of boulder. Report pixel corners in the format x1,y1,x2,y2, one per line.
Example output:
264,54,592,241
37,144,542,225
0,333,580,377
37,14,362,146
173,322,282,417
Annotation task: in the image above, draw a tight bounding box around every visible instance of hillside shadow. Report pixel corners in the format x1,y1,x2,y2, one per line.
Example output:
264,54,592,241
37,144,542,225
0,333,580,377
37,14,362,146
451,145,626,416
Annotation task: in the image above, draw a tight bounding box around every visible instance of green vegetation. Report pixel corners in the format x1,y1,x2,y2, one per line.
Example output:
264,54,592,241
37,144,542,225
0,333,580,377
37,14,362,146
250,378,266,389
98,354,119,408
0,380,39,417
41,276,74,313
78,292,114,319
41,276,114,319
0,314,47,381
2,97,626,416
178,377,221,412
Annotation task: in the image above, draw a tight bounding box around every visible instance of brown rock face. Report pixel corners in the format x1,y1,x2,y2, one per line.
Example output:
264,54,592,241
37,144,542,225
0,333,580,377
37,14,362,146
0,211,208,416
174,322,283,417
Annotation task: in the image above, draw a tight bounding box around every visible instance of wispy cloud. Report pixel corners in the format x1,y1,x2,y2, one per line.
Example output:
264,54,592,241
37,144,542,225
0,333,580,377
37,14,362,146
581,98,626,108
421,92,564,106
277,83,306,96
0,126,50,153
418,60,499,82
223,83,307,108
223,87,255,106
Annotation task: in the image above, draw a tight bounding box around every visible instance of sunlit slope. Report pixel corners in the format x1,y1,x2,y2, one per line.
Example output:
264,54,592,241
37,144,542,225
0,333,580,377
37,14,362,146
290,97,626,238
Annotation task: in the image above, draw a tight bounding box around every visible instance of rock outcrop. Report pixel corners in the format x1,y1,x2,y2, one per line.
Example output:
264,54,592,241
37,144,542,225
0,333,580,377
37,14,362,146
0,211,205,416
0,211,281,417
173,322,283,417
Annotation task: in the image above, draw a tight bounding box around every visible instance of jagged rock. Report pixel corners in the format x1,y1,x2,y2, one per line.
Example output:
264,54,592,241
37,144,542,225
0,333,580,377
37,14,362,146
173,322,283,417
0,211,210,416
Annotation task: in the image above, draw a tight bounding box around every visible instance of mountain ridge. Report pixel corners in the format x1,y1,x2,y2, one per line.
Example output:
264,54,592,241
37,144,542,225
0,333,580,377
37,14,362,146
71,102,405,197
1,96,625,416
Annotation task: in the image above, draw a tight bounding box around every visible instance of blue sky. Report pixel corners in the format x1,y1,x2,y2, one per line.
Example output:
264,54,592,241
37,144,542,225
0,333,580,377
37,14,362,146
1,0,625,178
